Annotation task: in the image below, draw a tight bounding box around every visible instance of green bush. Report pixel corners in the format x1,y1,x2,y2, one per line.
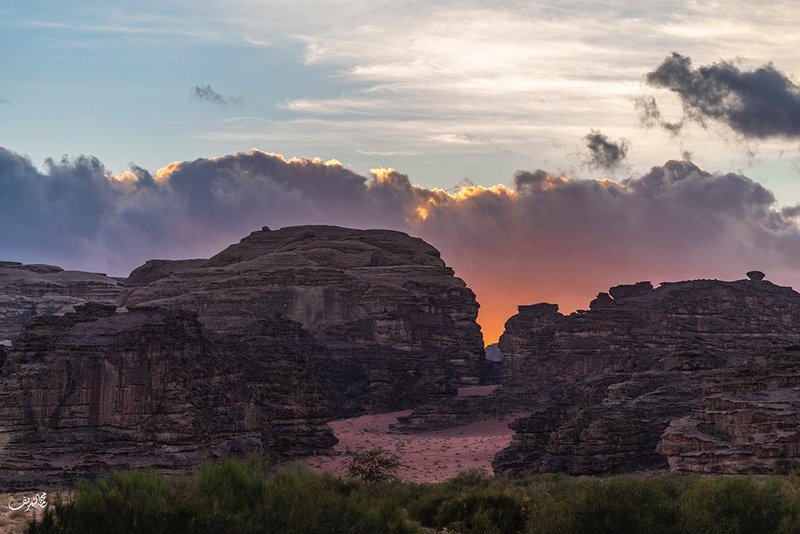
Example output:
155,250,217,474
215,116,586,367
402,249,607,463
28,462,418,534
570,477,681,534
27,461,800,534
680,477,796,534
435,491,524,533
28,470,186,534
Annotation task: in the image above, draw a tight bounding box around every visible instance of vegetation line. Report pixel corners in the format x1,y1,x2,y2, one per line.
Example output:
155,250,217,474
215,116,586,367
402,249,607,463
26,455,800,534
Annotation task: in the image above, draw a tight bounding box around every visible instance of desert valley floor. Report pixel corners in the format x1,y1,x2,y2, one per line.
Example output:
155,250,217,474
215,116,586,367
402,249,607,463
305,386,520,483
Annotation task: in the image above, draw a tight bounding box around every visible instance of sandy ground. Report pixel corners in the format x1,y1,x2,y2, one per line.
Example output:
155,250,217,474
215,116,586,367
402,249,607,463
306,403,520,483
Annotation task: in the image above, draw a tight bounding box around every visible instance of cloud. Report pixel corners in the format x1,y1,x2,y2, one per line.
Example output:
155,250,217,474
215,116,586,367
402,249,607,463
12,1,800,178
192,84,240,105
642,53,800,140
0,99,9,104
3,146,800,343
634,95,684,135
581,129,630,171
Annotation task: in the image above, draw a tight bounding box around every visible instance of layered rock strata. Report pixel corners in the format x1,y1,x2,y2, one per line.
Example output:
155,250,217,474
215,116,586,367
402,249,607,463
0,262,123,341
494,276,800,475
121,225,485,416
658,347,800,473
0,303,336,489
0,226,483,488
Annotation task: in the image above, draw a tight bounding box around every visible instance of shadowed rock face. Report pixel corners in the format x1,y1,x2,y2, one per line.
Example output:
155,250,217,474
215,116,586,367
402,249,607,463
658,347,800,473
0,303,336,490
494,276,800,475
0,262,123,341
121,225,485,416
0,225,482,489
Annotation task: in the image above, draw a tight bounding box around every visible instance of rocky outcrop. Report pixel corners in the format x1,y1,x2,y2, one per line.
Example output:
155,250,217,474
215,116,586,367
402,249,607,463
393,387,509,432
0,225,483,488
121,225,484,416
0,262,123,341
658,347,800,473
0,302,336,490
394,344,507,432
494,275,800,475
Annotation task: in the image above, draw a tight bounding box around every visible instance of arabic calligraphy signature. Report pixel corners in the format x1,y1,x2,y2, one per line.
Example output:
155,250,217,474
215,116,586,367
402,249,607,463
8,492,47,512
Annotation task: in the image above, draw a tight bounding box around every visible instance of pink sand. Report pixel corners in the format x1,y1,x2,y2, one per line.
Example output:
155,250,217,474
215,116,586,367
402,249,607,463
305,410,521,483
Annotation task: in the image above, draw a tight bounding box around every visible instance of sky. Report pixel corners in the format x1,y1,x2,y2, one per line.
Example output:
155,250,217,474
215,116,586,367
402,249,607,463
4,1,800,343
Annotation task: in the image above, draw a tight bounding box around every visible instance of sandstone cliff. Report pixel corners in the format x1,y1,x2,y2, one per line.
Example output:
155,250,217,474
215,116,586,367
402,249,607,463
0,302,336,489
121,225,485,416
658,347,800,473
0,262,123,341
0,226,483,488
494,276,800,475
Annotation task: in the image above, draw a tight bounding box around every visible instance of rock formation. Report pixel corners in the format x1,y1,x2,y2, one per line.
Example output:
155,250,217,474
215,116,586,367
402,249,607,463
494,275,800,475
0,261,123,341
0,302,336,489
121,225,485,416
658,347,800,473
0,225,483,488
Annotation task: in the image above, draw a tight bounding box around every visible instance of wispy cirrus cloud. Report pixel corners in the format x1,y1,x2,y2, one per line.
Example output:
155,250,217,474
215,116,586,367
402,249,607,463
176,0,800,177
12,1,800,181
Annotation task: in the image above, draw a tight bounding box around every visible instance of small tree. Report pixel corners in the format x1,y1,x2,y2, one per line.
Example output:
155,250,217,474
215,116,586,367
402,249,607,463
345,447,402,484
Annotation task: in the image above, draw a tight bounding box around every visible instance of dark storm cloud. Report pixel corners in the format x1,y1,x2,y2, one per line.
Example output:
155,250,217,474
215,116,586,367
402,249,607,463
4,146,800,340
0,148,172,269
581,129,630,171
643,53,800,139
0,148,415,272
192,84,240,105
154,152,411,241
2,146,798,277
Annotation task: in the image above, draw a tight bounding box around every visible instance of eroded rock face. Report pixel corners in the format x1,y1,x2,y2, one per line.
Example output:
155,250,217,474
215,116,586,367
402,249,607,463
494,276,800,475
0,303,336,489
0,226,482,488
0,262,123,341
658,347,800,473
121,225,484,416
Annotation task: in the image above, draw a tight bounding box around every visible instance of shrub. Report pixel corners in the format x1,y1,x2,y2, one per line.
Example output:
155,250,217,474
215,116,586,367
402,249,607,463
435,491,524,534
28,470,186,534
27,460,800,534
345,447,402,484
28,462,418,534
570,477,681,534
447,468,492,489
680,477,794,534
